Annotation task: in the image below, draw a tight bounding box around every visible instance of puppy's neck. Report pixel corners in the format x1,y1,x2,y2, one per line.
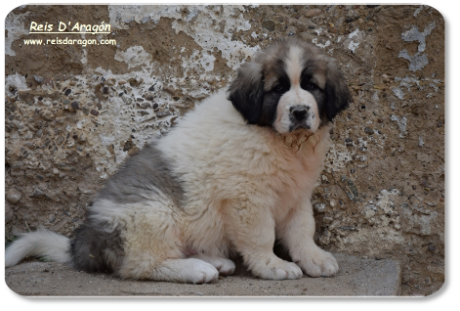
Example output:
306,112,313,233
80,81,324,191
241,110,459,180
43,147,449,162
281,130,312,151
280,126,328,152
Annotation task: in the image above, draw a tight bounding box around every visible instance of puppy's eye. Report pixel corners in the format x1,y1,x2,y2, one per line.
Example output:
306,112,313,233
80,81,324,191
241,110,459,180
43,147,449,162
273,85,288,93
301,81,319,91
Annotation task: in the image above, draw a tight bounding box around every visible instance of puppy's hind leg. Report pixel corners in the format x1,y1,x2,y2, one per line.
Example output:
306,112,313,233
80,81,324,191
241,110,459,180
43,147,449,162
152,258,219,283
116,200,219,283
120,252,219,283
188,253,236,276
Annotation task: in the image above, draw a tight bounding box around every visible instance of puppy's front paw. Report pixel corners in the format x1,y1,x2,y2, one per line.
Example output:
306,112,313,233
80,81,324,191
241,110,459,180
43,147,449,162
252,257,303,280
298,248,338,277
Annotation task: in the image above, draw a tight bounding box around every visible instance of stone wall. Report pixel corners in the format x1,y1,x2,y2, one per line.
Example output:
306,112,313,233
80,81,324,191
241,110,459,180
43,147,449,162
5,5,444,295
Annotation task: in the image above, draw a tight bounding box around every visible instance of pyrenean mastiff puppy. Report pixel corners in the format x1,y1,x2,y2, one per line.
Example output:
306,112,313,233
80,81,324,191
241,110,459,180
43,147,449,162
6,38,352,284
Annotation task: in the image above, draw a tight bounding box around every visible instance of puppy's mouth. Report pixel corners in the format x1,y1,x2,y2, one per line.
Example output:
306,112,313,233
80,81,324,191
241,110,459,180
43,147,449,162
289,122,311,133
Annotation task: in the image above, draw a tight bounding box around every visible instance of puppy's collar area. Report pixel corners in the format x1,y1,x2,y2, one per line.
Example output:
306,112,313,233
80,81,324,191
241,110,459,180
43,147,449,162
279,129,314,151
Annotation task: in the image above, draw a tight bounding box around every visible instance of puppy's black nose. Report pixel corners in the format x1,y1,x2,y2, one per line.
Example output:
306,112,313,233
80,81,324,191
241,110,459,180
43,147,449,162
290,105,309,121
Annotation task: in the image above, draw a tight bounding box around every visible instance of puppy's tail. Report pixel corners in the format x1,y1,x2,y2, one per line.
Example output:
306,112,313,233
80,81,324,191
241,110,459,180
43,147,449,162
5,228,71,267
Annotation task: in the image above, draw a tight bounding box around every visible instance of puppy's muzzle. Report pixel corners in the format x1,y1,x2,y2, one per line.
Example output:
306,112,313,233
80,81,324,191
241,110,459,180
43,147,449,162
289,105,311,131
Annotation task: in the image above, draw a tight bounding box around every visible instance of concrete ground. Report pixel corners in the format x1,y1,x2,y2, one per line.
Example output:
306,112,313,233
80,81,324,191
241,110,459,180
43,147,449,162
5,253,401,297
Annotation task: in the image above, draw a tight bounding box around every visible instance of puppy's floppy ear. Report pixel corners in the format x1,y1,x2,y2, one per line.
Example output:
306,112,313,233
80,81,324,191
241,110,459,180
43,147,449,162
227,62,265,124
324,59,352,122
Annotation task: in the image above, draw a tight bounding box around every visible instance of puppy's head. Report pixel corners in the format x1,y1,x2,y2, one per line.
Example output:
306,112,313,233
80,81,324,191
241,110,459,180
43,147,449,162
228,39,352,134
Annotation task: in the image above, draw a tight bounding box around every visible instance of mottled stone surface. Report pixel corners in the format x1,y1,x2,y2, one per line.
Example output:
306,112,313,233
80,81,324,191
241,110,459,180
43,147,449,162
5,4,444,296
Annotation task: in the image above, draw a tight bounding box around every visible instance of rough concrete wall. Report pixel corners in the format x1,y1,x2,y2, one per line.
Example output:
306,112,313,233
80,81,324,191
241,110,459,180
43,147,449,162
4,5,444,296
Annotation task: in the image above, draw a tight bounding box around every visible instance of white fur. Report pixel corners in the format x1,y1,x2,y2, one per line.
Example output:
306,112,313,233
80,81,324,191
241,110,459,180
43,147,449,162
188,254,236,276
152,89,337,279
285,45,304,84
5,228,70,267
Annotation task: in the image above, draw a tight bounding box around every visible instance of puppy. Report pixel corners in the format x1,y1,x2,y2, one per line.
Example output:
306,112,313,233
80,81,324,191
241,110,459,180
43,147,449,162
6,38,351,283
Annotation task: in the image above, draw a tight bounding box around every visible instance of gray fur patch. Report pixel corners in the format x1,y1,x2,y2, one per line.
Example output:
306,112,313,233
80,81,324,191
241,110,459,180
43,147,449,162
96,143,184,207
70,143,183,273
70,217,124,273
